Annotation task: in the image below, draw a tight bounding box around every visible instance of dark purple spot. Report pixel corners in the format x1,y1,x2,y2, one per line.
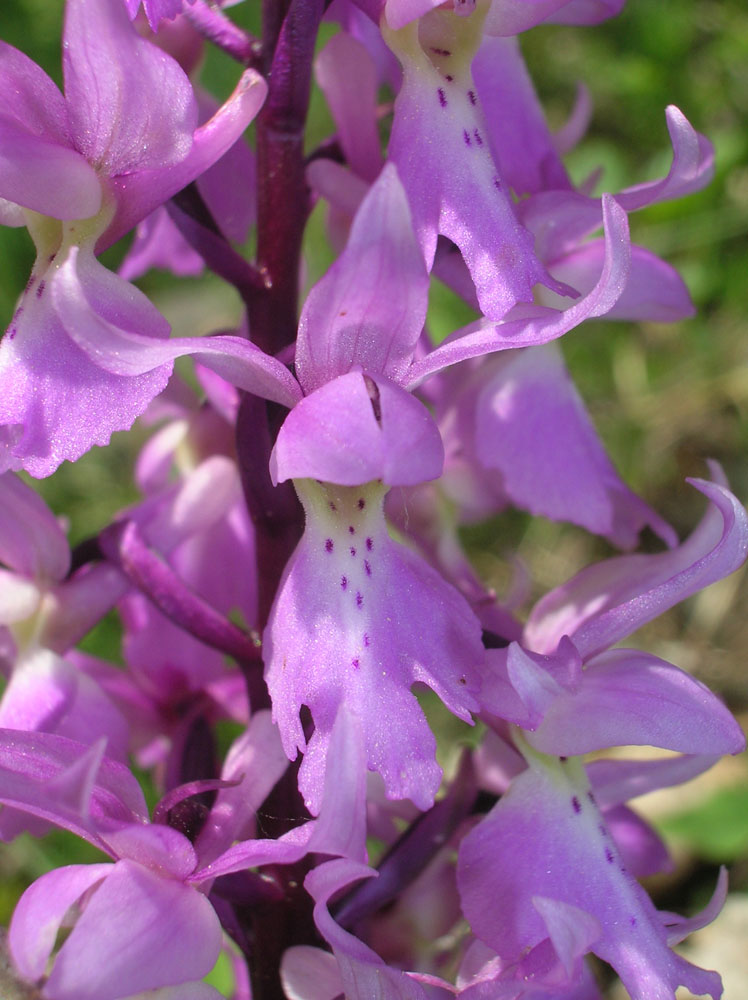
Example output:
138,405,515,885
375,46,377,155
351,658,360,670
605,847,615,865
48,253,56,263
366,538,373,551
364,560,371,577
587,791,596,804
325,539,334,553
348,525,355,535
341,576,348,590
356,591,363,608
468,89,477,105
599,824,607,837
559,756,568,763
463,129,472,146
473,129,483,146
350,547,356,557
437,88,447,108
458,676,467,685
357,498,365,510
35,280,46,299
445,74,454,82
630,916,637,927
571,796,581,815
493,176,502,191
329,501,337,511
430,46,451,56
363,633,371,647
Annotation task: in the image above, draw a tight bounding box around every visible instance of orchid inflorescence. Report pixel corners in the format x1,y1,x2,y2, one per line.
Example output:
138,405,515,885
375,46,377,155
0,1,745,998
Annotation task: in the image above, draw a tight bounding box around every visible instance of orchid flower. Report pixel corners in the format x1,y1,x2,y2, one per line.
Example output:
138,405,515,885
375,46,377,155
0,0,300,478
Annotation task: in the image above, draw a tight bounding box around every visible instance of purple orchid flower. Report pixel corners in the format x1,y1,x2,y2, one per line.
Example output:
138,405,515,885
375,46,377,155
457,742,726,1000
381,4,570,320
0,0,301,478
0,722,319,1000
108,381,258,773
264,159,632,815
0,474,128,763
452,473,748,999
479,473,748,755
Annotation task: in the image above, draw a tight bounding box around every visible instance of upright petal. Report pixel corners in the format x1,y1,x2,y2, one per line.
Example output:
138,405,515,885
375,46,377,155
63,0,197,175
296,166,429,394
0,41,70,143
315,32,383,183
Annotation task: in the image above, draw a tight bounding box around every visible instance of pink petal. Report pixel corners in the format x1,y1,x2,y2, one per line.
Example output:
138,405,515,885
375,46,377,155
119,206,205,281
663,867,728,946
46,859,222,1000
296,165,428,394
315,32,383,182
483,0,581,35
63,0,197,175
0,648,130,761
55,247,301,408
458,754,724,1000
0,118,101,219
472,36,569,196
615,106,714,211
0,257,170,478
9,863,113,982
0,40,70,143
527,648,745,757
264,478,482,812
603,804,672,878
101,823,197,880
526,472,748,658
304,705,368,861
546,241,694,322
587,754,721,810
105,69,267,247
281,946,345,1000
0,473,70,581
385,16,559,321
406,193,630,385
271,372,443,487
306,859,428,1000
469,342,676,547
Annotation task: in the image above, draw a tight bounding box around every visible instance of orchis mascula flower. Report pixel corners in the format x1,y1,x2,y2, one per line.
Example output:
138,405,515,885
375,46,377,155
0,0,301,478
0,0,744,998
0,474,127,758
